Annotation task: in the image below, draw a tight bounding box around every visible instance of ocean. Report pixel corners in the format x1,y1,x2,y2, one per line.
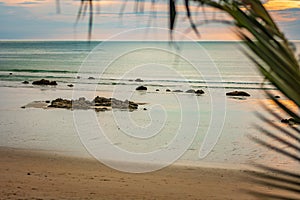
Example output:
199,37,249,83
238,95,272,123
0,41,298,172
0,41,274,91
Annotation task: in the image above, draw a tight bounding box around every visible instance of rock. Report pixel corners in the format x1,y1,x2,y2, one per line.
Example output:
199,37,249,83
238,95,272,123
166,89,171,92
95,107,108,112
88,77,95,80
143,108,147,111
9,73,13,75
21,106,25,109
281,119,289,124
156,89,159,91
93,96,111,106
173,90,183,93
93,96,138,110
195,89,204,95
67,84,74,87
45,100,50,103
47,96,139,111
76,76,80,79
185,89,195,93
136,86,147,91
274,95,280,99
281,118,299,125
226,91,250,97
135,78,143,82
32,79,57,86
48,98,72,109
22,81,29,84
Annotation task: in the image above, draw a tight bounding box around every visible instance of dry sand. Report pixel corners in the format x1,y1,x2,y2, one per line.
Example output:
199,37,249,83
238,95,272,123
0,147,272,200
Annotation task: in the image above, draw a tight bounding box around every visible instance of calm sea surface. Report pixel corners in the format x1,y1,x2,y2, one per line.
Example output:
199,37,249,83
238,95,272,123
0,41,274,91
0,41,298,171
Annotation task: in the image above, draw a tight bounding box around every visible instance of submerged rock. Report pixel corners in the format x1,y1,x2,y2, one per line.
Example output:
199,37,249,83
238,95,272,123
195,89,204,95
32,79,57,86
173,90,183,93
226,91,250,97
135,78,143,82
88,77,95,80
156,89,160,91
166,89,171,92
185,89,195,93
67,84,74,87
136,86,147,91
22,81,29,84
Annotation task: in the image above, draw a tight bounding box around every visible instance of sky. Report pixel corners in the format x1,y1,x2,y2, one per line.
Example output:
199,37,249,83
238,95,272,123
0,0,299,40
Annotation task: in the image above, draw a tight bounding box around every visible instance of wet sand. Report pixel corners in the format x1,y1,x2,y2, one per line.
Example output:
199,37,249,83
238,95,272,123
0,147,274,200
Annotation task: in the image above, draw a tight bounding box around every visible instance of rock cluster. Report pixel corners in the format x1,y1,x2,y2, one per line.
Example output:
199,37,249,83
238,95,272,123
48,96,138,111
281,118,299,125
226,91,250,97
185,89,204,94
32,79,57,86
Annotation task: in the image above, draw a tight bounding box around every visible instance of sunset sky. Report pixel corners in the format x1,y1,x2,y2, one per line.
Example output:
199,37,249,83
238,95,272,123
0,0,299,40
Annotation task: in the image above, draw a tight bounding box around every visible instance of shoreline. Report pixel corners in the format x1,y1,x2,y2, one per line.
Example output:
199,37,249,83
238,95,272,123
0,146,272,200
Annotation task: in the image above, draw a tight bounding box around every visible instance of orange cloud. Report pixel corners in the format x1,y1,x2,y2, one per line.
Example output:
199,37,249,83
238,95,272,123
265,0,300,10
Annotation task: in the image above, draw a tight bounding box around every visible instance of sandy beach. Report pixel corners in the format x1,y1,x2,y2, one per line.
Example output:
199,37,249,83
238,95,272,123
0,147,275,200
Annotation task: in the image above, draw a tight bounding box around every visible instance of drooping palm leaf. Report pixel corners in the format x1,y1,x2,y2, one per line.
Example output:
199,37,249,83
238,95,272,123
177,0,300,199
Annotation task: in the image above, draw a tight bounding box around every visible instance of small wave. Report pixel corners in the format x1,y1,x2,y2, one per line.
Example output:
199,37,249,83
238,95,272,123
0,69,77,74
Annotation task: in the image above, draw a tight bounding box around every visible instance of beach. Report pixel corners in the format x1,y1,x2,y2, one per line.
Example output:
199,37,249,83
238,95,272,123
0,146,274,200
0,41,299,199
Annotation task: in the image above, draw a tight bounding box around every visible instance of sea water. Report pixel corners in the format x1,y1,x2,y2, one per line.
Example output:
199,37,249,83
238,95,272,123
0,41,298,171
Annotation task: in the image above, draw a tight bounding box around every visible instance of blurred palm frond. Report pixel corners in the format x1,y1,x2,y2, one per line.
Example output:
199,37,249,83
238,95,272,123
169,0,300,199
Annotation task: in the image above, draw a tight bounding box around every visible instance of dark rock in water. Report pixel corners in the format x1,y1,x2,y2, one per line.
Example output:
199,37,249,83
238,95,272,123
173,90,183,93
45,100,50,103
185,89,195,93
49,97,91,109
281,119,289,124
76,76,80,79
93,96,111,106
48,98,73,109
32,79,57,86
88,77,95,80
195,89,204,95
226,91,250,97
93,96,138,110
9,73,13,75
135,78,143,82
47,96,139,111
136,86,147,91
95,107,108,112
67,84,74,87
274,95,280,99
143,108,147,111
166,89,171,92
156,89,159,91
22,81,29,84
281,118,299,125
21,106,25,109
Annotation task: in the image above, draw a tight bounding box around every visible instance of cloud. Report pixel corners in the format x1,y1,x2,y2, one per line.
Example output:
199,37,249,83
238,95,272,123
0,0,299,40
